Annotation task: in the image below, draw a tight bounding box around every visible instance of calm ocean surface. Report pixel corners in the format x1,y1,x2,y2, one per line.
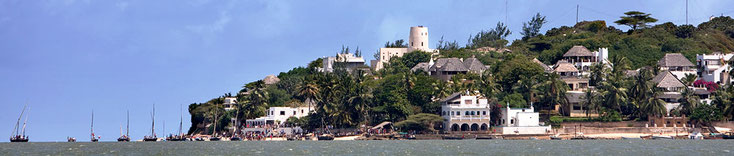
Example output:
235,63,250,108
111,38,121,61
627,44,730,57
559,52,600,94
1,140,733,155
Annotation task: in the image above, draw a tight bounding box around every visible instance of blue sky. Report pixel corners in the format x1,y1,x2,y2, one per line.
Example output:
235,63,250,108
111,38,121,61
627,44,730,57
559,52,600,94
1,0,732,142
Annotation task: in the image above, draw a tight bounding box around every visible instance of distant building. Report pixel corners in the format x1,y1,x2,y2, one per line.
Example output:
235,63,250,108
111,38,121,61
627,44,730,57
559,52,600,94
696,52,733,84
413,57,487,81
657,53,696,80
532,58,553,73
559,46,609,76
319,53,366,73
372,26,439,71
441,92,491,131
223,97,237,111
552,61,597,117
652,71,685,116
497,104,551,135
263,75,281,85
245,107,312,127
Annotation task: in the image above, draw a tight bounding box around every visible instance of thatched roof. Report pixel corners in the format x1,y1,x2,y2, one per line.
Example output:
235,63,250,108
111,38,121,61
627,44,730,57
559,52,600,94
563,46,594,57
411,62,431,72
651,71,684,88
657,53,695,67
463,58,487,72
566,91,585,103
554,62,579,72
533,58,553,72
430,58,469,72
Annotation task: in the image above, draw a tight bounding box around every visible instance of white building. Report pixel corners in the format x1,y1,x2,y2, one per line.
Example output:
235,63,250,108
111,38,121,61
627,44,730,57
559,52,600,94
497,104,551,135
319,53,365,73
658,53,697,80
559,46,609,76
372,26,439,71
223,97,237,111
441,92,490,131
696,52,733,84
245,107,312,127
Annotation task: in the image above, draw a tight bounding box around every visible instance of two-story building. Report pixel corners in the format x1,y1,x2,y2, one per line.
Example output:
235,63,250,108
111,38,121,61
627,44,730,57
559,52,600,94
245,107,312,127
559,46,609,76
652,71,685,115
696,52,733,84
413,57,487,81
497,104,551,134
441,92,491,132
319,53,366,73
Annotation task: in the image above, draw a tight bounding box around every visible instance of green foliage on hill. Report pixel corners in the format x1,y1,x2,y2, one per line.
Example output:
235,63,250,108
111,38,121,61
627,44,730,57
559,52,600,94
511,16,734,69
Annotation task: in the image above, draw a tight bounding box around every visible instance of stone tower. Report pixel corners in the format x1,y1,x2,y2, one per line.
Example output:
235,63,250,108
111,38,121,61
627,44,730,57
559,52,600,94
408,26,430,52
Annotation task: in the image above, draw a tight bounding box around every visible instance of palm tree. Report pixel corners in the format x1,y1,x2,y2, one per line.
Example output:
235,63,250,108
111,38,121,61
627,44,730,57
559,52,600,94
589,63,607,86
297,78,320,113
678,87,700,116
582,89,600,118
243,81,269,120
514,75,539,107
712,90,734,119
597,75,628,113
539,73,570,115
681,74,698,87
628,68,653,118
641,88,667,118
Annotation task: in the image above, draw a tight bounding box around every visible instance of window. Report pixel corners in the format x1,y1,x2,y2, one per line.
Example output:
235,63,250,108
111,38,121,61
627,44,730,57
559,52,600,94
411,42,414,46
280,111,285,115
293,111,296,115
483,111,486,115
270,111,273,115
510,119,515,124
301,110,304,114
470,111,475,115
465,111,469,115
421,42,424,46
465,100,472,104
451,111,454,116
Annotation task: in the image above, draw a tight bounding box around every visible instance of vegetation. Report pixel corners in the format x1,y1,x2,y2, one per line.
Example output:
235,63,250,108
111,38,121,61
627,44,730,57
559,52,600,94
187,12,734,135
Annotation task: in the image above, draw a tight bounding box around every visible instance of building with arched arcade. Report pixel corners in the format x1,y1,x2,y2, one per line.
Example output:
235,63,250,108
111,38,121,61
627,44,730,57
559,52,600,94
440,92,490,132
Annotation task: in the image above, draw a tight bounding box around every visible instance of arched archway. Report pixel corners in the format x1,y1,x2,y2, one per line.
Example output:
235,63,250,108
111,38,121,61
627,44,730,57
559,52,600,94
480,123,488,131
470,123,479,131
451,124,459,131
461,124,470,131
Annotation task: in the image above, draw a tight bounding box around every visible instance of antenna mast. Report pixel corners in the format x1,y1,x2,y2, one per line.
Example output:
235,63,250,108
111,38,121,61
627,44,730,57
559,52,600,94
576,4,579,24
127,110,130,137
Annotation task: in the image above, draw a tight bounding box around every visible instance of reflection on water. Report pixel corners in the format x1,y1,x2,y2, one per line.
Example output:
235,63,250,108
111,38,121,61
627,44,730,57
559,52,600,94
1,140,733,155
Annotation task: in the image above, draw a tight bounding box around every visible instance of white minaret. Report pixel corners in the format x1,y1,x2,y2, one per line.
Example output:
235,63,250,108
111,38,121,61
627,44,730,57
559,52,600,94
408,26,430,52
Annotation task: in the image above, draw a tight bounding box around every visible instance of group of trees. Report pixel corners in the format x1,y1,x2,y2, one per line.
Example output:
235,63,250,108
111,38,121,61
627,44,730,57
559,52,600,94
188,12,734,135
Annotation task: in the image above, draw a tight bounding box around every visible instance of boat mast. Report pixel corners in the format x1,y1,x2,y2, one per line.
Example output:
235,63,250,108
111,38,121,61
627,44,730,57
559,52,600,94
212,107,217,137
179,104,183,136
12,104,27,137
21,107,30,136
151,104,156,137
91,110,95,139
126,110,129,137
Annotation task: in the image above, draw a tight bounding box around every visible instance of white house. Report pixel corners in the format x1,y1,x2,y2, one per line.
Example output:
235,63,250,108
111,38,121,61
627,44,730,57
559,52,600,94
441,92,491,131
558,46,609,76
497,104,551,135
696,52,733,84
319,53,365,73
223,97,237,111
372,26,439,71
245,107,312,127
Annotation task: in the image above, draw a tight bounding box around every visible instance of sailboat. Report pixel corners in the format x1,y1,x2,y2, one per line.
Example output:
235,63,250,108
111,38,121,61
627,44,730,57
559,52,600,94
10,105,29,142
167,105,186,141
91,111,99,142
143,105,158,142
117,110,131,142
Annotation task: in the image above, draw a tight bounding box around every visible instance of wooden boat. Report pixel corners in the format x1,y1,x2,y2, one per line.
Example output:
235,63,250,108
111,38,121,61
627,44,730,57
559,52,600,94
317,134,334,140
143,105,158,142
10,104,30,142
550,136,563,140
230,136,242,141
118,110,131,142
723,132,734,139
209,136,221,141
651,136,673,140
442,136,463,140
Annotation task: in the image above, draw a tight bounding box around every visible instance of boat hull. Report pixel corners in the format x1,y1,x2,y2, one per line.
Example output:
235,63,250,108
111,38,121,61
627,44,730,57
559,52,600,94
10,139,28,142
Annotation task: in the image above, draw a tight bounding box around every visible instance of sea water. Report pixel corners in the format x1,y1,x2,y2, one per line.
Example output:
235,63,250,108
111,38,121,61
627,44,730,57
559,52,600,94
1,140,732,155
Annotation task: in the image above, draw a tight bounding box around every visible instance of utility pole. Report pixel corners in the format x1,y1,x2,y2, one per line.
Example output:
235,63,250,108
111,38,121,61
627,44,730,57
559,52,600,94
686,0,688,25
505,0,508,24
576,4,579,24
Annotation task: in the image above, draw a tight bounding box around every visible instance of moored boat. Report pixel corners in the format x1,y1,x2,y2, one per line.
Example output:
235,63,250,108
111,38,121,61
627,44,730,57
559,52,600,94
621,136,641,140
651,135,673,140
10,104,30,142
143,104,158,142
67,137,76,142
317,134,334,140
118,110,131,142
442,136,463,140
723,132,734,139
